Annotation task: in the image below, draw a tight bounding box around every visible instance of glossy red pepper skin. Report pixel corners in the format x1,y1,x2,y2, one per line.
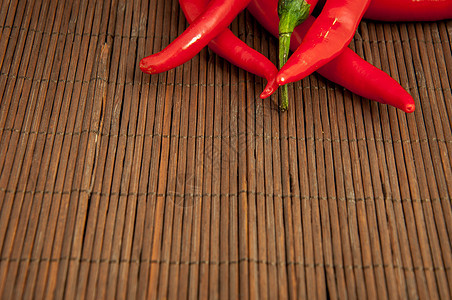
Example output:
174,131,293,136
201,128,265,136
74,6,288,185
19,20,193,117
180,0,279,98
365,0,452,21
315,50,415,112
276,0,371,85
139,0,251,74
248,0,415,112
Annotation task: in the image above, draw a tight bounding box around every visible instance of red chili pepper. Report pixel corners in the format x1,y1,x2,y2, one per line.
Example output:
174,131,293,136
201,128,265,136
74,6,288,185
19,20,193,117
365,0,452,21
248,0,415,112
139,0,251,75
179,0,279,98
276,0,371,85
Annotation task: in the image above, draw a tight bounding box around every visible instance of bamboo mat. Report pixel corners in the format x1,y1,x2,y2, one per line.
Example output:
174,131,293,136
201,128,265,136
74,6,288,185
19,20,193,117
0,0,451,299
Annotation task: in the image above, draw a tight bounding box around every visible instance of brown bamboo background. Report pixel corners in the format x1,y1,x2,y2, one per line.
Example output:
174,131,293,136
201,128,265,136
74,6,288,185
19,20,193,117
0,0,451,299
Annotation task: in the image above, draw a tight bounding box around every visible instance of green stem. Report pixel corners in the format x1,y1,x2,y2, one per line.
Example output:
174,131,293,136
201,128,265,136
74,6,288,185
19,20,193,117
279,32,291,111
278,0,310,111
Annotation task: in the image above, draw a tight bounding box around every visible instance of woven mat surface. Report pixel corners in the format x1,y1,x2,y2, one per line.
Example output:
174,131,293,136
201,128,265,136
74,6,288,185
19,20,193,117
0,0,451,299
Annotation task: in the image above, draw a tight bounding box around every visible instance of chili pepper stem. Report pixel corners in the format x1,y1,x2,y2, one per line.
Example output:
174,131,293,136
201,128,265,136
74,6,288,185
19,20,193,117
278,0,310,111
278,33,291,111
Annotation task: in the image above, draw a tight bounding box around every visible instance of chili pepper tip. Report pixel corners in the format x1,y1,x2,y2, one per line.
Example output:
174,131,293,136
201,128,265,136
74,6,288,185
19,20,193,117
277,75,287,85
260,90,271,99
260,77,279,99
260,88,276,99
404,103,415,113
139,59,153,74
